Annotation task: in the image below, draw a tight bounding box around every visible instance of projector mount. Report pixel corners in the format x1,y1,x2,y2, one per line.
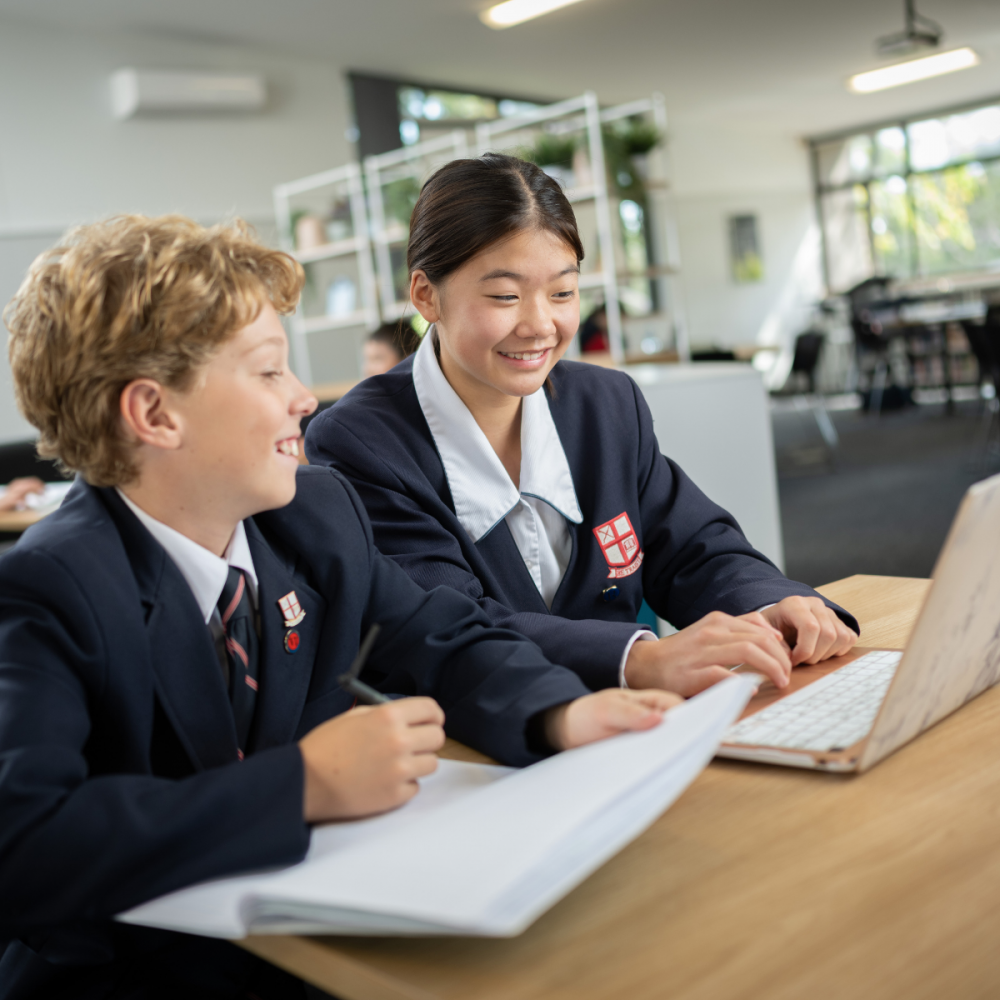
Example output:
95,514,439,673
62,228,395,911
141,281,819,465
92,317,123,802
876,0,943,57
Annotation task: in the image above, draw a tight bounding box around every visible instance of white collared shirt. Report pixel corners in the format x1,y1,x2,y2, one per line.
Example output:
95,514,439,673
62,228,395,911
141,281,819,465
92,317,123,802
413,329,583,608
413,330,650,683
117,489,259,623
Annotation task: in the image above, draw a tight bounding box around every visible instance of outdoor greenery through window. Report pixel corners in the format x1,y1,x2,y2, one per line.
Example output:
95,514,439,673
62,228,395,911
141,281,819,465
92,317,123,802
397,86,541,146
813,101,1000,292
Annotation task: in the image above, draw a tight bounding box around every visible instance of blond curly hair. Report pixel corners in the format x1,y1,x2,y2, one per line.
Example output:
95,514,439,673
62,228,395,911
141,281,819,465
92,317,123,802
4,215,304,486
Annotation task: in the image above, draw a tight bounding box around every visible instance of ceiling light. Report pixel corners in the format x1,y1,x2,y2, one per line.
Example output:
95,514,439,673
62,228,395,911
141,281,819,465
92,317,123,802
848,47,979,93
480,0,589,30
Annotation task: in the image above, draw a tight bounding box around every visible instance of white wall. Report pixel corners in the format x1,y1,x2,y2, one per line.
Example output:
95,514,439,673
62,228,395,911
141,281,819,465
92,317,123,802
0,16,825,443
667,115,820,354
0,15,353,443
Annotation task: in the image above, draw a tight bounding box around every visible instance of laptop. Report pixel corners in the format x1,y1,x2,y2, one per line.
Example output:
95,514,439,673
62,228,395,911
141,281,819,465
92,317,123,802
718,471,1000,773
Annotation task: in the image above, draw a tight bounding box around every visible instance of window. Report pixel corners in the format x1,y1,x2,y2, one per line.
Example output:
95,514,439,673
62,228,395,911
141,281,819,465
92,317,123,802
812,100,1000,291
348,72,545,158
396,86,542,147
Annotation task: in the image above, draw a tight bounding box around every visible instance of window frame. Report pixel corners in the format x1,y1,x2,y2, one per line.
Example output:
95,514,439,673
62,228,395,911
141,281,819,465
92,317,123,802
810,92,1000,293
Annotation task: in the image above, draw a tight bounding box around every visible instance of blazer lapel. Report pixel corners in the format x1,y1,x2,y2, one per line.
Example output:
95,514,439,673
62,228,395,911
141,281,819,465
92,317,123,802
99,488,239,771
476,521,551,614
549,523,580,614
245,520,325,752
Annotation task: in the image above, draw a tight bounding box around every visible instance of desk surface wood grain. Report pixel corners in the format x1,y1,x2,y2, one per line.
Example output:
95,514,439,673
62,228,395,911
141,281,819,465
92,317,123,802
0,509,43,533
246,574,1000,1000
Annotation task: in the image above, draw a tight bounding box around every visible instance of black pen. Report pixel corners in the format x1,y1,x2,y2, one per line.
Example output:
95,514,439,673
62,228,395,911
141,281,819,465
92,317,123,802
337,623,389,704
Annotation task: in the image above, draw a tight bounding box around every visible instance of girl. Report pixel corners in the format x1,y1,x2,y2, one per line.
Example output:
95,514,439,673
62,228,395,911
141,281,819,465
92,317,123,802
305,154,858,695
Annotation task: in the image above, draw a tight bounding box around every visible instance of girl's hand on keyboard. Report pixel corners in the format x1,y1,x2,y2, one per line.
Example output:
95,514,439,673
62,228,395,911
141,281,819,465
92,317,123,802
623,611,792,696
756,597,858,666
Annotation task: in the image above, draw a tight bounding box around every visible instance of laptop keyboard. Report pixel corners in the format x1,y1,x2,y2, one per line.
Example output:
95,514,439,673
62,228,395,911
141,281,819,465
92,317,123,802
724,650,903,753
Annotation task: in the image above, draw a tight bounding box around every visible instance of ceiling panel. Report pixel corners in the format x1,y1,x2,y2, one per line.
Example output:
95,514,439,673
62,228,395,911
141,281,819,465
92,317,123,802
1,0,998,136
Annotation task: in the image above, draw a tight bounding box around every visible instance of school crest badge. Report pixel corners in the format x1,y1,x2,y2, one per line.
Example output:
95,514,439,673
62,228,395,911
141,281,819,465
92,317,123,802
277,591,306,628
593,512,644,579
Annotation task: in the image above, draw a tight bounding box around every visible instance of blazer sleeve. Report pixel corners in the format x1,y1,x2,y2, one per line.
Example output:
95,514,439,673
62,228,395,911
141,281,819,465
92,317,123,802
307,416,639,690
0,547,310,933
628,379,860,633
320,475,593,765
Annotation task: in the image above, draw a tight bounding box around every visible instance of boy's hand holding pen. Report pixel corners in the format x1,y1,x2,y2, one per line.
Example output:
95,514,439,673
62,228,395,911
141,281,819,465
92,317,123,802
298,624,686,823
298,624,446,823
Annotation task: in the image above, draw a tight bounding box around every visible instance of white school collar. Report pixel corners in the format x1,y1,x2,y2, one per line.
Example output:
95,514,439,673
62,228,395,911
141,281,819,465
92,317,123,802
412,327,583,543
116,489,259,623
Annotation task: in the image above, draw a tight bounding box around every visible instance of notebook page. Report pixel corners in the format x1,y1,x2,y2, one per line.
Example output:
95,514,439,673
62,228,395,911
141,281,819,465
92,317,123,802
121,677,751,939
252,737,717,936
117,758,513,938
246,676,753,936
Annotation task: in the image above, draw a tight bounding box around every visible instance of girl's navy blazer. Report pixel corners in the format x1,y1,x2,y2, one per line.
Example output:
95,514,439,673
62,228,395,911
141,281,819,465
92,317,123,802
307,358,858,690
0,466,589,998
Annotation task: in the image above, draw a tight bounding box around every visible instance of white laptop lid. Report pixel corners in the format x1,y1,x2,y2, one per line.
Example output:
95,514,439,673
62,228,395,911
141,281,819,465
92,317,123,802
861,472,1000,770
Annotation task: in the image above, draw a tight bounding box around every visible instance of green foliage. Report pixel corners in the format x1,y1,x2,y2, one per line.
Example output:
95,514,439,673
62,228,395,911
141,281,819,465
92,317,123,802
617,119,663,157
914,167,982,255
383,176,421,227
520,133,578,169
602,117,664,200
733,252,764,283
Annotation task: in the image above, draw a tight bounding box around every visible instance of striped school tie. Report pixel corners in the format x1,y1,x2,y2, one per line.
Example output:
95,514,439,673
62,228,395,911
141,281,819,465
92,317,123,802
217,567,259,759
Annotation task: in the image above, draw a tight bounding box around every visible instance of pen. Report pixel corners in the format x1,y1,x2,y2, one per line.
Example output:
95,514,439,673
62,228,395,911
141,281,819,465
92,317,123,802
337,623,390,704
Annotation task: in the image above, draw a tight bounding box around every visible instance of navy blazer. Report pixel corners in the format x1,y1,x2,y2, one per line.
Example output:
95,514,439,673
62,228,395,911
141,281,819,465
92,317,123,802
0,466,588,998
306,358,858,691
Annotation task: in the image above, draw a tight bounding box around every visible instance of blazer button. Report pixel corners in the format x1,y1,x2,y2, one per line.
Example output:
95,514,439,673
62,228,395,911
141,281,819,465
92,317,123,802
601,585,619,603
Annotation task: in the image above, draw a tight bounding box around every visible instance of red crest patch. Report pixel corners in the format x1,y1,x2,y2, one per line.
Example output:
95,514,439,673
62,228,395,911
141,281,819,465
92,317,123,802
592,512,644,579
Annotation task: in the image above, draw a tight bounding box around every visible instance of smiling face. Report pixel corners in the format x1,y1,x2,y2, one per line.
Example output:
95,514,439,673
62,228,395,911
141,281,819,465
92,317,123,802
411,227,580,412
165,301,317,521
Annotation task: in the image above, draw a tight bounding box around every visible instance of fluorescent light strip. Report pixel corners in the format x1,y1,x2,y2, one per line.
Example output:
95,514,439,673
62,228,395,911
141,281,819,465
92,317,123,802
848,47,979,94
480,0,589,29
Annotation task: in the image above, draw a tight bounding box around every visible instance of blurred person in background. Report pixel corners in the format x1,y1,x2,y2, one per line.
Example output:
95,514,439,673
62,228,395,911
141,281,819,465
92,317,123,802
362,322,420,378
0,477,44,510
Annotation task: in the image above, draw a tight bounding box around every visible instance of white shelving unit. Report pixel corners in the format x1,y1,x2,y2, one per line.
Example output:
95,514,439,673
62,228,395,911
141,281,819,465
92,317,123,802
363,130,469,321
601,93,689,362
273,162,379,386
274,91,686,378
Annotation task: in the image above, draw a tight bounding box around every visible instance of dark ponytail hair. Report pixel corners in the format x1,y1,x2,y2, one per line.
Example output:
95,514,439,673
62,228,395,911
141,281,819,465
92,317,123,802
407,153,585,284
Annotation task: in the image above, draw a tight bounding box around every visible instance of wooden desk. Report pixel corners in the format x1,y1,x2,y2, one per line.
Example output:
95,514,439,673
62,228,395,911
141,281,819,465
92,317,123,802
0,509,43,533
245,574,1000,1000
312,380,360,405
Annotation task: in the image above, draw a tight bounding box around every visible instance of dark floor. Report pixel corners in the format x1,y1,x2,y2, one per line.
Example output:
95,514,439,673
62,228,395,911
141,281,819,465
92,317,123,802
774,398,993,588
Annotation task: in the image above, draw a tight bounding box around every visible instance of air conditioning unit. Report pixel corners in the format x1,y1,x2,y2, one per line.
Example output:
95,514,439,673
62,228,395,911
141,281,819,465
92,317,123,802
110,68,267,119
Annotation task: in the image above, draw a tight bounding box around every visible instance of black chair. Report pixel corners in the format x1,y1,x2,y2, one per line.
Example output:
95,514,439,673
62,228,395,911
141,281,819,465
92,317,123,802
962,313,1000,471
0,440,63,485
773,330,839,464
789,331,825,393
847,277,904,415
690,348,737,362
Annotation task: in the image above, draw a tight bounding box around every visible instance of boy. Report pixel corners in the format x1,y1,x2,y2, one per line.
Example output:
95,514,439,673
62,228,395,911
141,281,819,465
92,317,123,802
0,216,676,1000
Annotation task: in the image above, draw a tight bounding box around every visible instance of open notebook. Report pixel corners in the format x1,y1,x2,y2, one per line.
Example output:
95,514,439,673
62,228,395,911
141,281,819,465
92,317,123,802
119,676,753,939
